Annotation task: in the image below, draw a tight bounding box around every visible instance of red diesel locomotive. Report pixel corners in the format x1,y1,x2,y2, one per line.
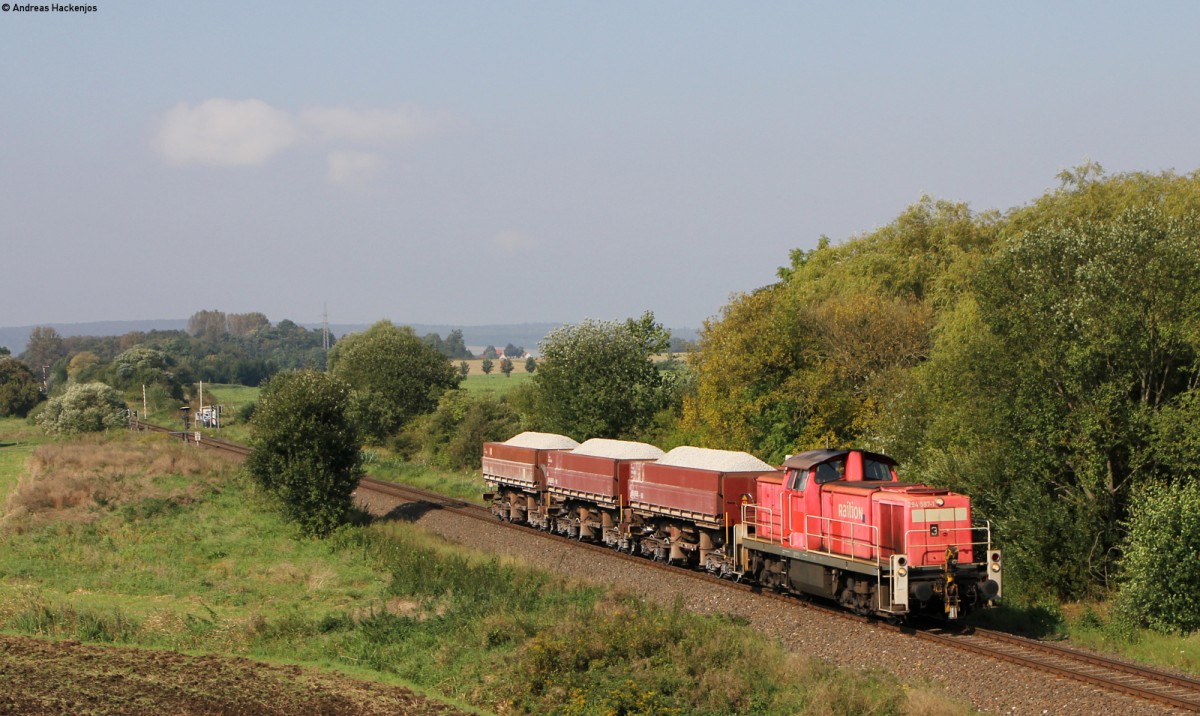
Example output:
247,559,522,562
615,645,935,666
483,433,1002,620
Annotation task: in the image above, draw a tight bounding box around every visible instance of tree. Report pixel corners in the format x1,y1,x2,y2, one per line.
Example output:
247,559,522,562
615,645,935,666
422,332,447,355
407,390,522,469
0,346,10,356
20,326,66,381
529,312,669,440
187,310,228,338
481,358,494,375
482,345,498,360
525,356,537,373
458,361,470,379
36,382,126,435
0,357,42,417
327,320,461,442
503,343,524,358
111,346,185,399
66,351,101,383
245,370,362,537
953,204,1200,595
445,329,473,359
499,357,514,377
227,312,269,336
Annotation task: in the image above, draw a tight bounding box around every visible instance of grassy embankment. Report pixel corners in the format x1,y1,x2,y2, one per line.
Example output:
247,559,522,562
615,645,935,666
0,421,971,715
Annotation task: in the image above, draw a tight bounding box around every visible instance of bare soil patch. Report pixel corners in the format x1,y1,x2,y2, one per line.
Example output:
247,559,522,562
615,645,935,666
0,634,476,715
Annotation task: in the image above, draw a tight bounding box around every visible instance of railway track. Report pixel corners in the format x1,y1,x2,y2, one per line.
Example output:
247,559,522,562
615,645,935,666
142,423,1200,713
136,420,252,457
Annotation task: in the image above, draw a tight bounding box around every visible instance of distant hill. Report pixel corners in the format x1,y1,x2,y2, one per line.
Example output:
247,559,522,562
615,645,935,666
0,320,699,357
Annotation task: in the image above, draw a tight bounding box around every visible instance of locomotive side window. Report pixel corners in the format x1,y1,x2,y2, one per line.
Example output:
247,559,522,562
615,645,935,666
814,461,844,484
787,468,809,491
863,459,893,481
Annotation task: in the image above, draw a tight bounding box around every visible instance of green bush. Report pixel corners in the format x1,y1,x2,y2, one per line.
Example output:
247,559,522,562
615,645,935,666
1114,480,1200,634
245,370,362,537
35,382,127,435
0,356,43,417
406,390,521,469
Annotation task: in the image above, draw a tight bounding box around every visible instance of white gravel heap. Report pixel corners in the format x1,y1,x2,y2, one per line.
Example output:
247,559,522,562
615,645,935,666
502,432,580,450
572,438,665,461
655,446,774,473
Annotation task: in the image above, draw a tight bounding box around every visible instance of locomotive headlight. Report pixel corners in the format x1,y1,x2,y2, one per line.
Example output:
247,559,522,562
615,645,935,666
991,562,1001,573
935,497,945,506
897,567,908,577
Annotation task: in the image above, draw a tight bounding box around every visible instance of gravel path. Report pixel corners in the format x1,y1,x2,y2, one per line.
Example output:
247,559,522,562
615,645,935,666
354,489,1184,716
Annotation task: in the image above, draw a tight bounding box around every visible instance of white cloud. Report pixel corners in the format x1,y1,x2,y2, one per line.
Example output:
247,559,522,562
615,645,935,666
299,106,449,144
154,99,301,166
493,231,537,253
154,99,454,175
327,151,384,185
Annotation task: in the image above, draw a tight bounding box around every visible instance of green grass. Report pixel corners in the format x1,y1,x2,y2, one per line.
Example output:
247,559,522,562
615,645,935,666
363,451,487,504
460,370,533,396
0,417,46,503
0,428,969,716
1060,602,1200,676
201,383,260,411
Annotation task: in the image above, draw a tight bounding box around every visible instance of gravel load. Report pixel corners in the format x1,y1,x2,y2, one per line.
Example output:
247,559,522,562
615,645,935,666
503,432,580,450
572,439,665,461
655,446,774,473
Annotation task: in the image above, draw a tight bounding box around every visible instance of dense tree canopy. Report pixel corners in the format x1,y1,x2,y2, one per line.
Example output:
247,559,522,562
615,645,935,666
0,357,42,417
245,370,362,537
527,312,670,440
685,168,1200,615
328,320,461,442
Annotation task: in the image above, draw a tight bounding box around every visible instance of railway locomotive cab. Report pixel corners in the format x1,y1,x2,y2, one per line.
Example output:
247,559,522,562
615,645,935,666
717,449,1002,619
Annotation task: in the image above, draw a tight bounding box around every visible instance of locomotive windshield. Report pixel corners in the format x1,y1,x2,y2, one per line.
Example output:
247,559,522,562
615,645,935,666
863,458,893,481
810,457,892,483
814,461,844,484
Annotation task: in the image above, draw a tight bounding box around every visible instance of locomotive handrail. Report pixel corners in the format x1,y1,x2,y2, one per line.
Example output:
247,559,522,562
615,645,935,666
741,503,775,539
804,514,880,561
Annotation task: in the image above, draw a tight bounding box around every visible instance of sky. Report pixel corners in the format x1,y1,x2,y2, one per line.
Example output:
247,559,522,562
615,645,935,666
2,2,1198,331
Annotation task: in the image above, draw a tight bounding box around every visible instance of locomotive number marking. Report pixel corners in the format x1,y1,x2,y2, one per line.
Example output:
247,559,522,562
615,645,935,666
930,524,939,537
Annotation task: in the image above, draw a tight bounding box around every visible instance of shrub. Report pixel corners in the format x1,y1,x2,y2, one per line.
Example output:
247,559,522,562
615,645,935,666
0,356,43,417
1114,479,1200,633
244,370,362,537
36,382,126,435
407,390,521,469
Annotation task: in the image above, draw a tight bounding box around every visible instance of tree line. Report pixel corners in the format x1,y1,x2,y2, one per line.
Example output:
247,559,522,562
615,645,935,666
683,164,1200,630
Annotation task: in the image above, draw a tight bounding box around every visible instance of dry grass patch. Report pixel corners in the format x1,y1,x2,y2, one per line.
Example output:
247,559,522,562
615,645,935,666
1,439,236,532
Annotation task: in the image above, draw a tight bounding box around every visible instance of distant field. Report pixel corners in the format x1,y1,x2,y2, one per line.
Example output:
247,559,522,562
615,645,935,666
456,358,535,396
201,383,260,410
